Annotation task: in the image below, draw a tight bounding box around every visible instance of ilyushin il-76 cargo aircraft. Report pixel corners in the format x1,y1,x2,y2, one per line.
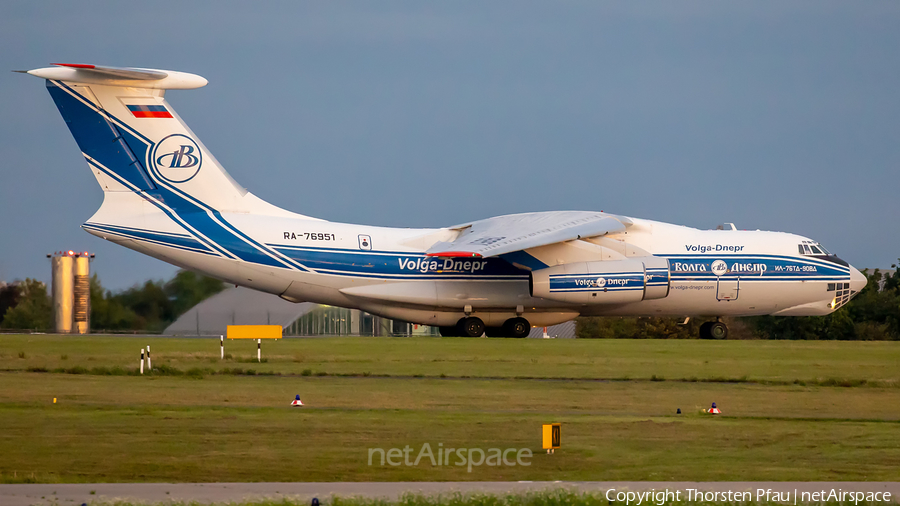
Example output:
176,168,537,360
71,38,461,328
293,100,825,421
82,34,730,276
24,64,866,339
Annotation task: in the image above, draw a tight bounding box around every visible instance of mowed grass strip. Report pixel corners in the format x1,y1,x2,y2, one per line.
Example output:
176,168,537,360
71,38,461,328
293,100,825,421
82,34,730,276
1,335,899,384
4,373,900,420
1,372,899,482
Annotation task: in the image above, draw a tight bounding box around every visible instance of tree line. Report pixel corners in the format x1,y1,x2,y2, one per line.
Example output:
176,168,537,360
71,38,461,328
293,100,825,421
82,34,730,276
0,270,225,333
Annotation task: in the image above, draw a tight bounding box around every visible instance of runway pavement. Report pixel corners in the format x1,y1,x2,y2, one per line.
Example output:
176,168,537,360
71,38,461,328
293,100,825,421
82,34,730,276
2,481,899,505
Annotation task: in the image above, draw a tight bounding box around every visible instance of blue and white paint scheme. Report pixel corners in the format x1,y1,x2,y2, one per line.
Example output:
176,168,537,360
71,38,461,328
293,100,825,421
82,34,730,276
26,63,867,338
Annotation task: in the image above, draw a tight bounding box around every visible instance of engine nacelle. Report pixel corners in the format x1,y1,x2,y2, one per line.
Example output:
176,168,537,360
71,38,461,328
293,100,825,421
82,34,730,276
530,257,670,304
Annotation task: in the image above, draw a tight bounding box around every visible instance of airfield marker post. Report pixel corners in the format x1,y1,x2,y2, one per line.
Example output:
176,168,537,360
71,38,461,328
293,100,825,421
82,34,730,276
146,345,151,370
220,335,224,360
258,339,261,362
140,348,144,375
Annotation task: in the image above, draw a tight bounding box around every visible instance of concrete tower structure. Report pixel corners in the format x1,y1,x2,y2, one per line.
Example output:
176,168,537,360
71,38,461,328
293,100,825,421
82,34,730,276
49,251,93,334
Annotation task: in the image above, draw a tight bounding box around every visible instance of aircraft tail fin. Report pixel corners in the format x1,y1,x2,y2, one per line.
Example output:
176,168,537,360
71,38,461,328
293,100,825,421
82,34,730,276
28,63,288,215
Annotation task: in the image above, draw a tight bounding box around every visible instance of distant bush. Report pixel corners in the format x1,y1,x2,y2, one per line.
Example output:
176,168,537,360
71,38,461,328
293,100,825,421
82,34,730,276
1,279,52,331
151,364,182,375
185,367,209,378
89,366,129,376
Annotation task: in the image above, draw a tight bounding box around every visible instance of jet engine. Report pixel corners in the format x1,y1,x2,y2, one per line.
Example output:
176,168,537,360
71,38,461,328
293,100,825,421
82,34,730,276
530,257,670,304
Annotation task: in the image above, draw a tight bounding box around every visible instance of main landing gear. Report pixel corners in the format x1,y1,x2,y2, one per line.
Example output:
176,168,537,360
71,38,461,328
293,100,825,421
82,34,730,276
439,317,531,338
699,320,728,340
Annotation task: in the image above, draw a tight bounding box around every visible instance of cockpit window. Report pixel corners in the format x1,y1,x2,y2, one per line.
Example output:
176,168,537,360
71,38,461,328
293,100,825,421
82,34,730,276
798,240,831,256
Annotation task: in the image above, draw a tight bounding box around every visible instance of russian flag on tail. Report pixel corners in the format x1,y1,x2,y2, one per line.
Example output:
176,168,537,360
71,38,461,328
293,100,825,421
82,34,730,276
127,104,172,118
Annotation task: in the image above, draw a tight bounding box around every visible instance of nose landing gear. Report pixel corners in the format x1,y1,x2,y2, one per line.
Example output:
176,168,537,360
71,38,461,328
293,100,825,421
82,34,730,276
699,320,728,339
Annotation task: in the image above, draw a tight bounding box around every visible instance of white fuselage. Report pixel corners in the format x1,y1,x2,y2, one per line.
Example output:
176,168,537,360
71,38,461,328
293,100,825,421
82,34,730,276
84,195,864,328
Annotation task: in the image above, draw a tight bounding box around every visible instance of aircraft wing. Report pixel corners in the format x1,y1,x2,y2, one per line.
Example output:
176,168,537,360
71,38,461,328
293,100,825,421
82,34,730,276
426,211,631,258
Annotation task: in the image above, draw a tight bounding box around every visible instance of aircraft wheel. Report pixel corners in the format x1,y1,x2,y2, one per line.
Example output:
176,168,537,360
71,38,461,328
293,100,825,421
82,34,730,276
503,317,531,338
457,317,485,337
699,321,712,339
439,326,458,337
709,321,728,340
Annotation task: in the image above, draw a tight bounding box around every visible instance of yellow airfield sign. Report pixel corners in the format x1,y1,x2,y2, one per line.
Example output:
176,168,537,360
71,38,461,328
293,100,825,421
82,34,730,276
227,325,283,339
542,423,560,450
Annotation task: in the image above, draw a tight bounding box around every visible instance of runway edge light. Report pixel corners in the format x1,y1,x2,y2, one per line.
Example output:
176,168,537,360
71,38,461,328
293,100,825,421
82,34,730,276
291,395,304,407
542,423,560,454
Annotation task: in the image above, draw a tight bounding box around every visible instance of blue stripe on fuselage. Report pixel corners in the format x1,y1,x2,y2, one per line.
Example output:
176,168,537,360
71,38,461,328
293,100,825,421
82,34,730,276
83,222,216,254
661,254,849,280
271,246,528,279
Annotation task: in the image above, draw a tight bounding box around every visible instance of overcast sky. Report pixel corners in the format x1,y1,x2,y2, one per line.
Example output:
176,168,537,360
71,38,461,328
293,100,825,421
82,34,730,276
1,1,898,290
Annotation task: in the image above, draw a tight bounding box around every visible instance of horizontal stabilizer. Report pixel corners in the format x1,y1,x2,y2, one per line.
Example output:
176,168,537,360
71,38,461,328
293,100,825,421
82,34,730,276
25,63,207,90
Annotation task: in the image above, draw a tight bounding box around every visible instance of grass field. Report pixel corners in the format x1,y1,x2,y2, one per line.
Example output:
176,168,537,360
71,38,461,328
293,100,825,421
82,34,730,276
0,335,899,483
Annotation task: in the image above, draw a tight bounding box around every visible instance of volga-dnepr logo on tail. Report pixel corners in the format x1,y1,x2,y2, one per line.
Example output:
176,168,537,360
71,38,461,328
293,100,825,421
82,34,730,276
152,133,202,183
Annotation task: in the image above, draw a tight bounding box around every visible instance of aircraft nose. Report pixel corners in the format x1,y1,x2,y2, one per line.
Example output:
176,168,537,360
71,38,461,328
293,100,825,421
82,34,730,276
850,265,867,294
